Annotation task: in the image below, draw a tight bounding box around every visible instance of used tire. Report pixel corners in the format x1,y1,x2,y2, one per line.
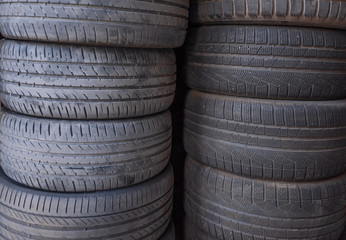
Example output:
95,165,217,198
160,221,175,240
184,90,346,181
0,40,176,119
0,0,189,48
184,156,346,240
0,109,172,192
0,164,174,240
185,25,346,100
185,219,217,240
190,0,346,29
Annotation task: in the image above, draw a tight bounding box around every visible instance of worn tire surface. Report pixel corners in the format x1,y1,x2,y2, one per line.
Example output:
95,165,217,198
190,0,346,29
185,219,218,240
160,221,175,240
0,109,172,192
185,25,346,100
0,164,174,240
184,156,346,240
184,90,346,181
0,0,189,48
0,40,176,119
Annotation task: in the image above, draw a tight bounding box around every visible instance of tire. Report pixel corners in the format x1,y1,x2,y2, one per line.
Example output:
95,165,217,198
185,219,217,240
0,164,174,240
185,25,346,100
184,90,346,181
160,221,175,240
184,156,346,240
0,108,172,192
0,40,176,119
189,0,346,29
0,0,189,48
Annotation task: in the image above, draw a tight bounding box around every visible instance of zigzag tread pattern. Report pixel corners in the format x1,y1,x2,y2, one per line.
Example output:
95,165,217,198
183,90,346,181
185,26,346,99
189,0,346,29
184,157,346,240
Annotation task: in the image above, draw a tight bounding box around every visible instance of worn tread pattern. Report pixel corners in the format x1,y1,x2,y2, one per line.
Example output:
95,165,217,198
184,90,346,181
0,165,174,240
190,0,346,29
0,40,176,119
160,221,175,240
0,108,172,192
185,25,346,100
184,157,346,240
0,0,189,47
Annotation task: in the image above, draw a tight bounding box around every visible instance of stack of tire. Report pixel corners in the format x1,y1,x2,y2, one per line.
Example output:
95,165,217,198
183,0,346,239
0,1,189,239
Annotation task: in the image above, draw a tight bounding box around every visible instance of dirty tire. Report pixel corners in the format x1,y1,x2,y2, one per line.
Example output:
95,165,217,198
185,25,346,100
190,0,346,29
0,0,189,48
160,221,175,240
0,109,172,192
0,40,176,119
184,156,346,240
0,164,174,240
184,90,346,181
185,219,218,240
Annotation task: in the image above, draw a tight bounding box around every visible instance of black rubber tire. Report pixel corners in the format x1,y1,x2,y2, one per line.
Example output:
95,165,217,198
184,156,346,240
160,221,175,240
185,219,346,240
0,108,172,192
190,0,346,29
185,25,346,100
0,40,176,119
185,219,217,240
0,0,189,48
184,90,346,181
0,164,174,240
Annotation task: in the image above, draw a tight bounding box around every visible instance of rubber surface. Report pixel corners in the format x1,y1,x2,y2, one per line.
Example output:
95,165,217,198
185,219,218,240
0,40,176,119
185,25,346,100
160,221,175,240
0,108,172,192
186,219,346,240
184,90,346,181
184,156,346,240
0,0,189,48
0,164,174,240
190,0,346,29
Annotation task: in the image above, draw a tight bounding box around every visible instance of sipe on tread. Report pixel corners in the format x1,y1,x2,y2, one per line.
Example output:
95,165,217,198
0,108,172,192
0,40,177,119
184,156,346,240
0,0,189,47
184,90,346,181
190,0,346,29
185,25,346,100
0,164,174,240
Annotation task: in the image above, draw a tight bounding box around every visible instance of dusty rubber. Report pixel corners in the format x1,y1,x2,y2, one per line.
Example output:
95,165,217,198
185,25,346,100
184,90,346,181
184,156,346,240
0,164,174,240
190,0,346,29
0,0,189,48
160,221,175,240
0,40,176,119
185,219,218,240
0,108,172,192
